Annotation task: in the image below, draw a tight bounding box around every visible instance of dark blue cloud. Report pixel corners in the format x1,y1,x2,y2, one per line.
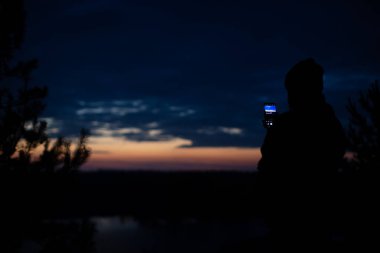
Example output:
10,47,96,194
21,0,380,147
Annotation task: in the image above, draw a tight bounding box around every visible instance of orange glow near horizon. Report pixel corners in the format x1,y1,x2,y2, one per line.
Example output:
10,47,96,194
82,136,261,171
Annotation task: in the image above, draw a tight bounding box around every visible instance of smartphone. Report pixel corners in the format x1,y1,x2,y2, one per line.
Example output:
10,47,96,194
263,103,277,128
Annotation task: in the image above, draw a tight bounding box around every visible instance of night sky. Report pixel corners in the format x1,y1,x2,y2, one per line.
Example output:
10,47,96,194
19,0,380,170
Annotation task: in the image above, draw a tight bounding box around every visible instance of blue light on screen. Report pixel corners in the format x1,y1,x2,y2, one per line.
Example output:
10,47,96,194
264,105,276,113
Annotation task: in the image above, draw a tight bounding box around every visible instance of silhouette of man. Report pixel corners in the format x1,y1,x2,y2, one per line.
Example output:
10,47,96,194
257,58,346,252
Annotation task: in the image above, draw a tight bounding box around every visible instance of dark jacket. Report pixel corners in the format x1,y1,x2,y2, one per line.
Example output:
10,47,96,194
258,102,346,182
256,102,347,241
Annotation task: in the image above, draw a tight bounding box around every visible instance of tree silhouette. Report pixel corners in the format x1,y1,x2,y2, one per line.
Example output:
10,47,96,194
0,2,94,252
0,0,90,174
346,80,380,175
342,81,380,252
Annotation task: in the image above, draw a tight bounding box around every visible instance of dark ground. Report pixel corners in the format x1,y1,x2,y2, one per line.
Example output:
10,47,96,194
0,171,377,252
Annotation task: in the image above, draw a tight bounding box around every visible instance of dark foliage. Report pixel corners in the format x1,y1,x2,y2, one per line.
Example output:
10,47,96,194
0,1,95,252
0,0,90,175
346,80,380,175
339,81,380,252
